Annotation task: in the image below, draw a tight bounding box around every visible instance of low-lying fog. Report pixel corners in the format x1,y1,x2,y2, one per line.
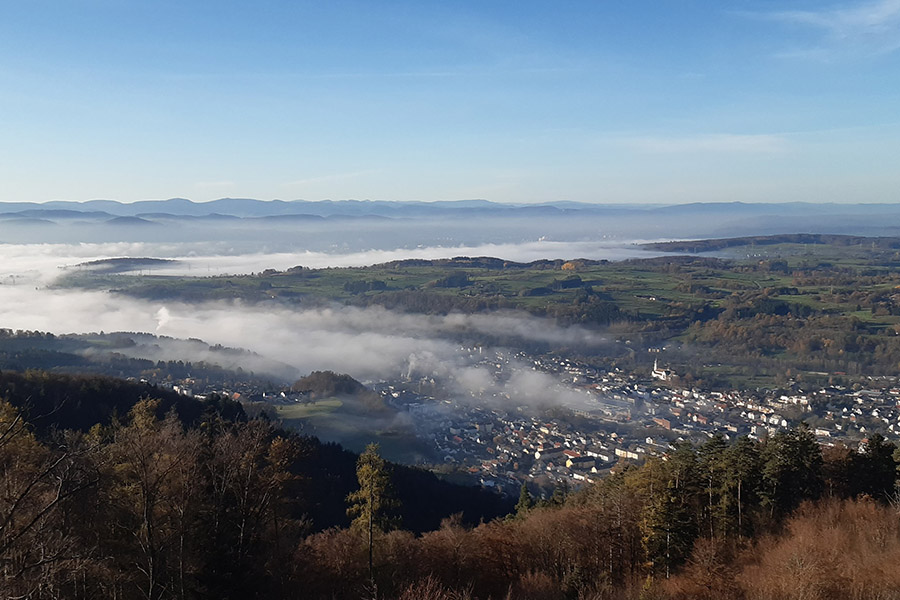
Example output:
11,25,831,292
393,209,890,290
5,199,896,454
0,235,628,412
10,197,894,419
0,284,610,409
0,238,660,282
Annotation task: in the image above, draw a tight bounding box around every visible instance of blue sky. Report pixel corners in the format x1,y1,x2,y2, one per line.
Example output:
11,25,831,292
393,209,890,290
1,0,899,204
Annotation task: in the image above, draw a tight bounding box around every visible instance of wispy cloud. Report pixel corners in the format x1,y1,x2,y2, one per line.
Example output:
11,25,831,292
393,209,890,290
627,133,789,155
762,0,900,58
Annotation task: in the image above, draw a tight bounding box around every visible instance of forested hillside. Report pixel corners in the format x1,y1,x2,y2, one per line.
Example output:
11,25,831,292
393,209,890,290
2,369,900,599
0,329,284,387
0,371,510,599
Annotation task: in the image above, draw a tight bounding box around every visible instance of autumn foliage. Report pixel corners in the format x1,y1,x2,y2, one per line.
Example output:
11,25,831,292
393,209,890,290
2,372,900,599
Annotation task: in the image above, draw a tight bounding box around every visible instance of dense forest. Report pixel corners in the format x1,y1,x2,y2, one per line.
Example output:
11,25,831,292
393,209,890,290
0,370,511,599
3,369,900,599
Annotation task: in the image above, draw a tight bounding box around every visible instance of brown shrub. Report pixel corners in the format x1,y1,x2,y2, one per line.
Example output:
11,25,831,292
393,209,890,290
395,575,473,600
664,537,742,600
738,499,900,600
506,570,564,600
294,527,367,598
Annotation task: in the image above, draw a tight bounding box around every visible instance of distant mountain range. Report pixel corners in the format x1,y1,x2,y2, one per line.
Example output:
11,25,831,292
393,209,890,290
3,198,900,244
1,197,900,220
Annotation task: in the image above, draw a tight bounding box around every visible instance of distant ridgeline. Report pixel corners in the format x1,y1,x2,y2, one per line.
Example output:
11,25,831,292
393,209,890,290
644,233,900,253
65,256,181,274
0,329,283,387
377,256,609,269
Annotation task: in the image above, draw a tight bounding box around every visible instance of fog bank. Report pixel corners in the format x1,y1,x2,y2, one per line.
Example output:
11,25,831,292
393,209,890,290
0,284,612,407
0,239,662,285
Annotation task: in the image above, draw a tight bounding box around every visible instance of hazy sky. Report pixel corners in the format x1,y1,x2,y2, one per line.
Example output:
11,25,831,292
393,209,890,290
2,1,899,204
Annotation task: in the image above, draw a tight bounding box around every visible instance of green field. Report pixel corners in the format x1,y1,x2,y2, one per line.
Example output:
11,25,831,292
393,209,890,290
274,399,435,464
274,399,344,419
56,234,900,388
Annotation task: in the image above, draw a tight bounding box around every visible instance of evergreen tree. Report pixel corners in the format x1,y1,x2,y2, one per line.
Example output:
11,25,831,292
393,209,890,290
346,443,396,590
853,433,898,500
640,444,701,579
550,480,570,506
641,481,697,579
667,441,700,495
761,424,823,519
697,435,728,539
514,482,533,517
721,436,762,539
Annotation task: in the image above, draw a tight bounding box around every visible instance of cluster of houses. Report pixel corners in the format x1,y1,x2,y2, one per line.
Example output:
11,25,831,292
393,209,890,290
379,351,900,493
154,347,900,495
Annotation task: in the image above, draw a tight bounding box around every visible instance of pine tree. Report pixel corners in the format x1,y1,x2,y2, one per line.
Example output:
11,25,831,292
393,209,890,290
515,482,533,518
346,443,396,591
641,481,696,578
721,436,762,539
697,435,728,539
550,480,570,506
761,424,823,519
853,433,897,500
